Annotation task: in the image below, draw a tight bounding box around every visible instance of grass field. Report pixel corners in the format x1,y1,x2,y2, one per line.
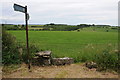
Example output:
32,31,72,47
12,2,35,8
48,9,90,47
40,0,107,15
8,29,118,62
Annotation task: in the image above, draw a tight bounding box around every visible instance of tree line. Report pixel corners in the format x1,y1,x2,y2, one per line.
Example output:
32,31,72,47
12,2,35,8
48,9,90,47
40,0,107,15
2,23,117,31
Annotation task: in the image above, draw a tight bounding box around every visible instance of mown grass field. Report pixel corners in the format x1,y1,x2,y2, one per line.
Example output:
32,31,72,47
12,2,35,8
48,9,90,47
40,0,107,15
8,29,118,62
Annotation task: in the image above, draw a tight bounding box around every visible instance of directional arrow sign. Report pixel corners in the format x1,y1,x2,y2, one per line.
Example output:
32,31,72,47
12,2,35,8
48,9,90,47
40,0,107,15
13,4,25,13
27,13,30,20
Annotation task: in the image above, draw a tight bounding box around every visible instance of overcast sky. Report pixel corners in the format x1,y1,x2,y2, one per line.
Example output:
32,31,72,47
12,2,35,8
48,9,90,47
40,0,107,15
0,0,119,26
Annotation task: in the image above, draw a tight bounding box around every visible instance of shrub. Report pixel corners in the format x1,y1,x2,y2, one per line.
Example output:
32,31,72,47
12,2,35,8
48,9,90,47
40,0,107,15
2,29,21,64
20,43,40,63
95,49,118,71
2,29,40,64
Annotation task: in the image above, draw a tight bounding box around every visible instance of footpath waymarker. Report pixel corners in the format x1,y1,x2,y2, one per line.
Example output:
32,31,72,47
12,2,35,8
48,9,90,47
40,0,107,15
13,3,30,70
13,4,25,13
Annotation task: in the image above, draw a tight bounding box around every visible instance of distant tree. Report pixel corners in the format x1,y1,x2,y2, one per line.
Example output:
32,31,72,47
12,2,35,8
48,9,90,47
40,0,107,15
77,29,80,32
106,30,109,32
2,24,4,26
77,24,90,29
14,25,18,27
22,25,25,27
49,23,55,25
92,24,95,26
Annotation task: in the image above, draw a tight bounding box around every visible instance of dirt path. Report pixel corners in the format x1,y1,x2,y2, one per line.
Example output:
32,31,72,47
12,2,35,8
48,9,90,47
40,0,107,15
2,63,118,78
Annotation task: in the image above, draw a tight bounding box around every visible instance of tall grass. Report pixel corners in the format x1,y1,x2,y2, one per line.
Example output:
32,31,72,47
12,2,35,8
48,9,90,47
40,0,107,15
8,30,118,70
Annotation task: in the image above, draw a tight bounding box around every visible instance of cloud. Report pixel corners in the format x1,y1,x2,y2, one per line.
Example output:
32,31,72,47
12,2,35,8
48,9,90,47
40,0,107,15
0,0,119,25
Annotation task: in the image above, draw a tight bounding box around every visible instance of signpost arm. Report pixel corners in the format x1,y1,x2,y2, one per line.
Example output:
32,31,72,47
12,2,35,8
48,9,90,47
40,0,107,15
25,6,30,70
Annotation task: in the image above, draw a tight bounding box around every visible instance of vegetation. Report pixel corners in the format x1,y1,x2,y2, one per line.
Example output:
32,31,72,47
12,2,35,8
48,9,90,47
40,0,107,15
20,43,40,63
8,27,118,71
3,23,118,31
2,24,119,71
2,29,40,65
2,24,25,30
95,48,118,71
2,29,21,64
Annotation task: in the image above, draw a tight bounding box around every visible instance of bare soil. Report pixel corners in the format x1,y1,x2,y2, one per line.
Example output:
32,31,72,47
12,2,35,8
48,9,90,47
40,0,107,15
2,63,118,78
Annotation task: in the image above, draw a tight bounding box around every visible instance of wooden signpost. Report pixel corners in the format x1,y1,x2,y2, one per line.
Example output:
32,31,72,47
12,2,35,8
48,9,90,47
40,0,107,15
13,3,30,70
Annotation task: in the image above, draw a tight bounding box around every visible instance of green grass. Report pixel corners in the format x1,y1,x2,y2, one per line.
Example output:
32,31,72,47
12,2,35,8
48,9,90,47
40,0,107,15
8,30,118,62
77,27,118,32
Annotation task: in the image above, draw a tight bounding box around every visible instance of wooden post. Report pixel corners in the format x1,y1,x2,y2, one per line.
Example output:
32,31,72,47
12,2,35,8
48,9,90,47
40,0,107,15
25,6,30,70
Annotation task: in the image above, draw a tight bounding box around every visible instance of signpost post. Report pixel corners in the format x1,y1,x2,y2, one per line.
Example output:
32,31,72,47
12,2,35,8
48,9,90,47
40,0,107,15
13,4,30,70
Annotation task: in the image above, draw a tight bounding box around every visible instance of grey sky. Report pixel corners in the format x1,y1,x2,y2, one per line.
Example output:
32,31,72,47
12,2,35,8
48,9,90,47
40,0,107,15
0,0,119,26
